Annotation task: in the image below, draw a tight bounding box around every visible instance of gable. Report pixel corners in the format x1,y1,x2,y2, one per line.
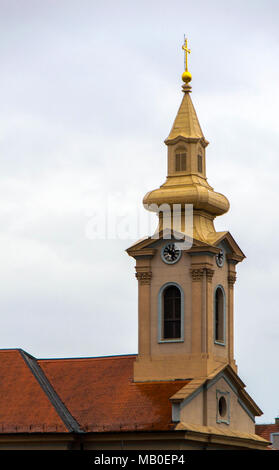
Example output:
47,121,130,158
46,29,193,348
207,231,246,261
170,365,262,436
127,229,245,265
126,229,213,259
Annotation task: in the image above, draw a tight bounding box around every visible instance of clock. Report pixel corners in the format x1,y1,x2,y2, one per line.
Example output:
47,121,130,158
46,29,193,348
161,242,182,264
216,250,224,267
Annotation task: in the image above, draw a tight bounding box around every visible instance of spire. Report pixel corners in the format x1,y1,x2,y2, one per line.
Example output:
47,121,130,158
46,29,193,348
143,39,229,242
165,38,208,146
165,89,206,144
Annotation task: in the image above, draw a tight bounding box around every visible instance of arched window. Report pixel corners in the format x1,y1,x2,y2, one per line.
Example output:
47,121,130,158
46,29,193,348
214,286,225,344
158,283,184,343
163,285,181,339
175,150,187,172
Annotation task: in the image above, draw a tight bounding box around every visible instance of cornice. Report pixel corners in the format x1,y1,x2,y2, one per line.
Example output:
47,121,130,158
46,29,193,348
226,253,244,265
127,248,156,259
164,135,209,147
187,245,220,256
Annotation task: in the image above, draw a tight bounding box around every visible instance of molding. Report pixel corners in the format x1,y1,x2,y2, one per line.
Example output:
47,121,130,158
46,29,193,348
216,389,230,425
205,371,237,394
135,271,152,285
226,253,244,265
190,268,204,281
188,245,219,256
213,232,246,260
205,268,214,282
237,398,256,423
127,248,156,259
164,135,208,146
228,273,237,288
189,251,217,257
190,267,214,282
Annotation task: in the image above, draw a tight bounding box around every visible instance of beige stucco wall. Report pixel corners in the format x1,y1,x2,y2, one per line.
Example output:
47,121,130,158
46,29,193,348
211,248,229,362
179,388,204,425
180,375,255,434
134,237,237,380
149,239,230,362
150,241,192,357
207,376,255,433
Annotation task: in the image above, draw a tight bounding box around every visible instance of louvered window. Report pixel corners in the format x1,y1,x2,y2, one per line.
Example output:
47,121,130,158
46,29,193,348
175,152,186,172
198,154,203,173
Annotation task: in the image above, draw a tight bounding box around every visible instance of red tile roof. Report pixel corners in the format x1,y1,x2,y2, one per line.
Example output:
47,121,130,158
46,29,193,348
256,424,279,442
0,350,68,433
0,350,189,434
0,348,272,445
38,354,190,433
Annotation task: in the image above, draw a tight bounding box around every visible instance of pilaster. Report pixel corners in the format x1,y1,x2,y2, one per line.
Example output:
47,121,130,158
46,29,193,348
190,267,204,355
227,263,237,369
135,261,152,359
205,268,214,357
190,260,215,358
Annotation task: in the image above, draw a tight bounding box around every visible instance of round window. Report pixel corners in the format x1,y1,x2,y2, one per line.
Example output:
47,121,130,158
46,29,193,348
218,396,227,417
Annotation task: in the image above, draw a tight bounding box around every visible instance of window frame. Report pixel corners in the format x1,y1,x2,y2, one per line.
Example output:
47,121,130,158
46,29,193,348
214,285,226,346
216,390,230,425
175,149,187,172
158,282,184,344
197,153,203,173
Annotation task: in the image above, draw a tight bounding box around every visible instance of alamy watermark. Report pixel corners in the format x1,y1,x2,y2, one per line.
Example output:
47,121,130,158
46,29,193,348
85,192,194,250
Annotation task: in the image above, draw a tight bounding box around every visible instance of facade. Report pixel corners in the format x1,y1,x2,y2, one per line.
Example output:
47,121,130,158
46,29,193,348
0,43,270,450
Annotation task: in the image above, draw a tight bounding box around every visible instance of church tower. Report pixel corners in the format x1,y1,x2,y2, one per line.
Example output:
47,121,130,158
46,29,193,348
127,40,246,383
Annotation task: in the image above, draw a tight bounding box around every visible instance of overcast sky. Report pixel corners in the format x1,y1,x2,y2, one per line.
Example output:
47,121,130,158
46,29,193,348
0,0,278,424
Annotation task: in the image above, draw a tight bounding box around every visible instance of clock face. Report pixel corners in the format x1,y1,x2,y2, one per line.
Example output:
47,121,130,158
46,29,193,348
161,242,182,264
216,250,224,267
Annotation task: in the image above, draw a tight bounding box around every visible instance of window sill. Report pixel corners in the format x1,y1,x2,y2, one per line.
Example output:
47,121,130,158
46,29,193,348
216,418,230,425
214,340,226,347
158,338,184,344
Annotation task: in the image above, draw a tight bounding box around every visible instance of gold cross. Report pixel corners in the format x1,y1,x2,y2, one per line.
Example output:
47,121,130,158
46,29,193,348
182,37,191,71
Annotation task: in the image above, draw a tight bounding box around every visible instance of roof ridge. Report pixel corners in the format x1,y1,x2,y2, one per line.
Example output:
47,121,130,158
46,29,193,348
38,353,137,362
0,348,35,355
19,350,84,434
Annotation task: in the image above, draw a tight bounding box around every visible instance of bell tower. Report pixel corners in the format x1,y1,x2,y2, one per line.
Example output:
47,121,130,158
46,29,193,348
127,40,245,382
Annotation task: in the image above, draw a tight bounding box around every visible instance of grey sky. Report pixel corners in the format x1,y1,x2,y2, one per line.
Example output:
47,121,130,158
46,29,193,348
0,0,278,424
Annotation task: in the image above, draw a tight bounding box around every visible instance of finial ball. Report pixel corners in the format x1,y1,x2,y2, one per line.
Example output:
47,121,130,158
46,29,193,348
182,70,192,84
